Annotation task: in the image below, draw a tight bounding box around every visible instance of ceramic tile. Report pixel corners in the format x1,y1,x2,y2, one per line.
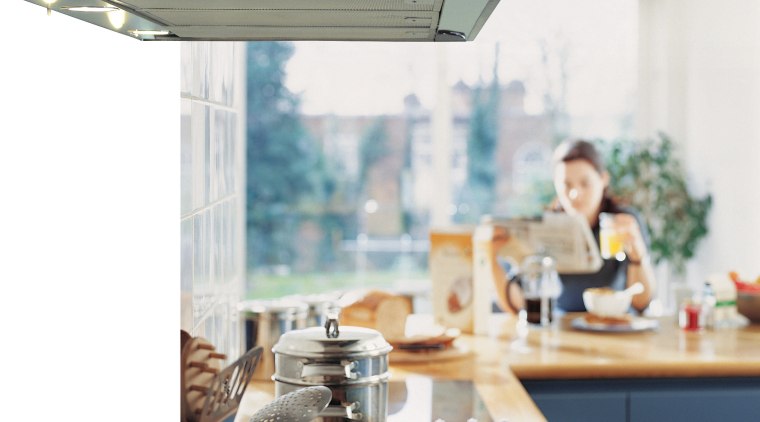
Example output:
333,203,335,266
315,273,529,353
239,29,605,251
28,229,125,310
181,217,194,331
212,206,223,286
193,311,205,338
208,109,220,202
191,103,209,210
191,41,210,100
224,200,234,278
214,303,228,358
206,109,216,203
209,43,226,105
194,294,213,331
229,303,242,356
226,113,237,195
193,211,208,289
218,201,228,284
204,110,211,208
230,197,239,276
181,291,193,332
180,41,192,96
181,217,193,293
214,109,229,199
232,42,245,108
225,43,236,106
223,115,232,197
181,99,193,215
204,311,215,344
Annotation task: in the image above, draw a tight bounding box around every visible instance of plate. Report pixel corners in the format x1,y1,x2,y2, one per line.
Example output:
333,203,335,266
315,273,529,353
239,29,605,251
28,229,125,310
389,342,472,364
571,316,659,332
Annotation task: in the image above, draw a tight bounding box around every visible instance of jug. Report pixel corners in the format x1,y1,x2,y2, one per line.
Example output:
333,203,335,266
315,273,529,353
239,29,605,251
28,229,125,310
505,253,562,326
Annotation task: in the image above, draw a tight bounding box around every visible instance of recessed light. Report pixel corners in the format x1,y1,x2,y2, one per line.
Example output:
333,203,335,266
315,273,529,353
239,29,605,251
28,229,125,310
62,6,119,12
107,9,126,29
42,0,57,15
129,29,170,36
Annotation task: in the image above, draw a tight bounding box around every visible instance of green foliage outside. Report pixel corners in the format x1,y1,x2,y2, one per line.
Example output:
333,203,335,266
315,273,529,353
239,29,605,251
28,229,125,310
509,177,555,217
598,133,712,275
359,117,390,191
245,41,338,270
246,270,428,300
458,78,500,223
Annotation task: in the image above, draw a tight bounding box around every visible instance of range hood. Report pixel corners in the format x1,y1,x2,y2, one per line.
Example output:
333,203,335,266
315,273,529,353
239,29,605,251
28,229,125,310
26,0,500,41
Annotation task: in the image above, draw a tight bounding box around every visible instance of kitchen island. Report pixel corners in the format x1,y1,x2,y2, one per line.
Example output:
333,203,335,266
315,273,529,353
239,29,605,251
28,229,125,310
236,313,760,421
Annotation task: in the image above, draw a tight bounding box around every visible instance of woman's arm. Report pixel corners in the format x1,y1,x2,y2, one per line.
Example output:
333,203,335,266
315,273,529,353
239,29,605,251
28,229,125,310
613,213,657,312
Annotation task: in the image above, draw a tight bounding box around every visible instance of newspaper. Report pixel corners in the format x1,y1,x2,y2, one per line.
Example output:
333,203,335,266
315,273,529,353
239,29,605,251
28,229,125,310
492,213,603,274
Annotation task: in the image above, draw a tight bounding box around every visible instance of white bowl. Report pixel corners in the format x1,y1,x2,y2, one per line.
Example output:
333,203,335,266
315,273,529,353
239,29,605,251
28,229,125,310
583,288,631,317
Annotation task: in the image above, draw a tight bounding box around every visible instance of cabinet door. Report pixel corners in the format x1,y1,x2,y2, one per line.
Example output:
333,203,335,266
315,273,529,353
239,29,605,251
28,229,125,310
630,389,760,422
531,392,627,422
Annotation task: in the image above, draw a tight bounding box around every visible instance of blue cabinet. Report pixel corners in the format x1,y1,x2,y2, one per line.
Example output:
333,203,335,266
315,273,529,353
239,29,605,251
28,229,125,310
522,377,760,422
630,389,760,422
530,391,626,422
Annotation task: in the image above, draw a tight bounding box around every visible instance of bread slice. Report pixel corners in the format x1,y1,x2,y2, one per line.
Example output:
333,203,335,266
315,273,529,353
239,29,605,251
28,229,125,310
584,312,633,325
340,290,413,340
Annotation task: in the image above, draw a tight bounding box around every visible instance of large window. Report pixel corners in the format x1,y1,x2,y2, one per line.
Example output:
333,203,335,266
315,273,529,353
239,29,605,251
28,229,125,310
246,0,638,299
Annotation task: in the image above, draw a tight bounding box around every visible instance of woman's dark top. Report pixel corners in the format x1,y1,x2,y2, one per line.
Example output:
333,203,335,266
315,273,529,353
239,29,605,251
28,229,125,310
555,198,650,312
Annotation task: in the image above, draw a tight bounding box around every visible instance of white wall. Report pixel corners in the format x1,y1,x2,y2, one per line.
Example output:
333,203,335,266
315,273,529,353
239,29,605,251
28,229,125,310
2,2,178,420
638,0,760,286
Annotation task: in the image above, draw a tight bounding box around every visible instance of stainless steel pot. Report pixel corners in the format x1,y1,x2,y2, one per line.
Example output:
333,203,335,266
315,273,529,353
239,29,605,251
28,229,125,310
288,293,343,328
272,318,392,421
239,299,308,380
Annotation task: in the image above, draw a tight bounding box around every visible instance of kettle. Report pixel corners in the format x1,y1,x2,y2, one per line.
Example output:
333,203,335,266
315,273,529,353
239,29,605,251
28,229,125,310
505,253,562,326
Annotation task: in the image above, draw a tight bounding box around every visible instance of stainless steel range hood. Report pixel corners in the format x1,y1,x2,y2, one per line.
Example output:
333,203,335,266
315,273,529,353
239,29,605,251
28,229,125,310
26,0,500,41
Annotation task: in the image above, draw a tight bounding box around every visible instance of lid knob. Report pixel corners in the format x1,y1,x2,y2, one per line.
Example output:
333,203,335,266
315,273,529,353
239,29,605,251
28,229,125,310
324,315,340,338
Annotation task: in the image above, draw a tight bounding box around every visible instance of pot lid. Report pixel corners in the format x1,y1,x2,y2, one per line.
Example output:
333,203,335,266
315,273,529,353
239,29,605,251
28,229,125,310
273,318,392,358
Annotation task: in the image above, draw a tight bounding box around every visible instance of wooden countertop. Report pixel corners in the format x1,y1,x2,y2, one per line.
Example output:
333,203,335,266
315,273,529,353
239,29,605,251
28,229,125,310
237,314,760,422
483,313,760,380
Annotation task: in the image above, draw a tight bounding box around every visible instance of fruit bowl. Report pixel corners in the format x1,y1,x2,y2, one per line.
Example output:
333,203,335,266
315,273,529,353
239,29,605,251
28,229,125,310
737,290,760,323
729,271,760,323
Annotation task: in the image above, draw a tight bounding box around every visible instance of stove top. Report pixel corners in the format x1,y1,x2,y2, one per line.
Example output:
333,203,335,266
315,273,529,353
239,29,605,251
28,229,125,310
387,377,493,422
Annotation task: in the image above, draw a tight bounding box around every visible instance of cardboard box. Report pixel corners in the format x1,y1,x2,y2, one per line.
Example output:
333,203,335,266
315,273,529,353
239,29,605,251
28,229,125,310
429,226,475,333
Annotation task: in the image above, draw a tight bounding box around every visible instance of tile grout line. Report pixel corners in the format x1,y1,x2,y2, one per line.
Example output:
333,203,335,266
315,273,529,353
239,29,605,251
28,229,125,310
181,93,239,112
181,194,241,220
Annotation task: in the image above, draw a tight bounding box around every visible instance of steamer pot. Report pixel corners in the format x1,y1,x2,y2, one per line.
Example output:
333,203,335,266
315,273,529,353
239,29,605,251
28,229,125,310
239,299,308,380
272,318,392,421
288,293,343,328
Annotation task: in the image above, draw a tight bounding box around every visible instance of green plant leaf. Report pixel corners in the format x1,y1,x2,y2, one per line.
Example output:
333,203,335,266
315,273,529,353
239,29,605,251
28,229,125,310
602,133,712,276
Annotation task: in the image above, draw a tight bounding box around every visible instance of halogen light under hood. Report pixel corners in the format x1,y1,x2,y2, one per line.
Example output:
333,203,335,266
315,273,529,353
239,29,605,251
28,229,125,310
24,0,500,42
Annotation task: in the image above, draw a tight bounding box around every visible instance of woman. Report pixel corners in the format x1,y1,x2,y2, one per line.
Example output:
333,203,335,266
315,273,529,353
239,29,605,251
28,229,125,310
492,139,656,314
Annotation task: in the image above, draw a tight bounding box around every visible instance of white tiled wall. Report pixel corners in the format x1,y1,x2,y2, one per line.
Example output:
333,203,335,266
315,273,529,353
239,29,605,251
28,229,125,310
180,41,246,360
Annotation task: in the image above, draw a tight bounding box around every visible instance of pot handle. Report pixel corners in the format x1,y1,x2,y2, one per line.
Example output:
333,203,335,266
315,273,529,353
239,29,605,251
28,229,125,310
319,401,362,420
301,360,358,381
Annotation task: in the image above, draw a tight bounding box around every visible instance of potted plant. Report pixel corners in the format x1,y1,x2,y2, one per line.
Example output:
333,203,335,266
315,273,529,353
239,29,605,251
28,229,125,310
597,133,713,276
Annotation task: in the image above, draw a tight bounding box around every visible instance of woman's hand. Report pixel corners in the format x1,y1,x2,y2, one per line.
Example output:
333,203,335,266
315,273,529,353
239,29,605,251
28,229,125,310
492,225,511,250
610,212,655,312
610,213,648,262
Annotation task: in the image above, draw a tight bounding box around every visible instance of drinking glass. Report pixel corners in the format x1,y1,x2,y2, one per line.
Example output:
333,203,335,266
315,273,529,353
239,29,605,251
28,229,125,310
599,213,625,261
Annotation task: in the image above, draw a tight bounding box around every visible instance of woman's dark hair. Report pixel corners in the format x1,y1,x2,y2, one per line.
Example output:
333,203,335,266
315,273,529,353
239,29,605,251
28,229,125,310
552,138,606,175
550,138,625,215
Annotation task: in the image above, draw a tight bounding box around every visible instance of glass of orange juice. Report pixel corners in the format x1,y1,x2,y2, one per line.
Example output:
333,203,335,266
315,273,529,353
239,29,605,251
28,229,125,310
599,213,625,261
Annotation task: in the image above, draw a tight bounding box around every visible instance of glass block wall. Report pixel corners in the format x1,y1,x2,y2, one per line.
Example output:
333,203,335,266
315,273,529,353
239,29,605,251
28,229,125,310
180,42,246,360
